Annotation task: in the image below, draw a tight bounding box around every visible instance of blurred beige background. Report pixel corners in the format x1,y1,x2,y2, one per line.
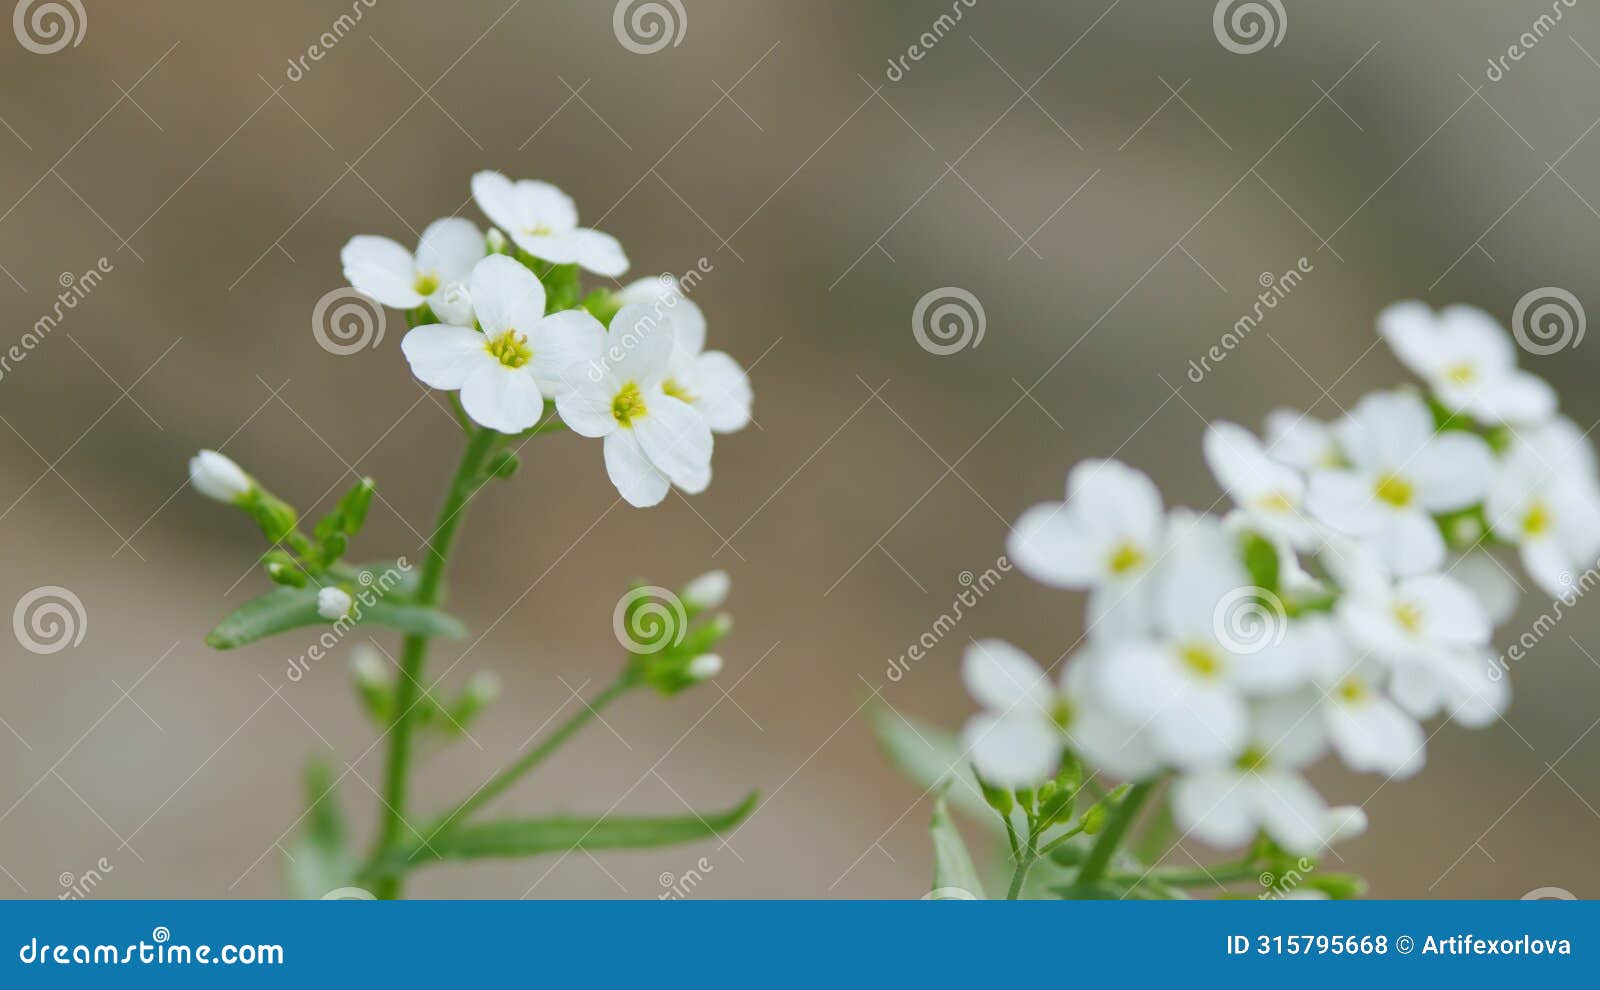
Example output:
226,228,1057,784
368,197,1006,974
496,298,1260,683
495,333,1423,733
1,0,1598,898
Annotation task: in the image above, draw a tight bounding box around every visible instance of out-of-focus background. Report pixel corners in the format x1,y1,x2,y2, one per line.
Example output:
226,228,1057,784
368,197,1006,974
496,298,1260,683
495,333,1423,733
1,0,1598,899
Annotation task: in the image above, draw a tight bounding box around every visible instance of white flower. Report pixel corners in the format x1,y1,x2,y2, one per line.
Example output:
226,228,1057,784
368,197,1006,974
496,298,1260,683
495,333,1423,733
470,171,627,277
687,654,723,680
1171,700,1331,854
555,304,713,508
1334,559,1490,670
1096,517,1311,768
1380,301,1557,425
1263,409,1344,472
342,217,484,312
1008,459,1165,594
189,449,254,504
1282,618,1425,779
1305,391,1494,575
317,587,353,620
1204,421,1316,547
614,277,752,433
681,569,731,610
401,255,606,434
1449,552,1519,627
1486,421,1600,597
960,641,1160,788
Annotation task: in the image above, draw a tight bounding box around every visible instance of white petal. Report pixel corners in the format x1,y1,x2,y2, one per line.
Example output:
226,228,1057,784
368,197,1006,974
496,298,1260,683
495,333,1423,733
1205,420,1304,507
1264,409,1341,471
459,364,545,434
1327,696,1424,778
470,171,529,232
1338,391,1435,469
1446,372,1557,425
401,324,491,389
962,713,1060,788
1521,537,1575,598
1403,573,1490,648
469,255,546,336
414,217,485,283
1173,770,1257,849
515,228,628,277
1376,510,1446,576
1450,552,1520,626
603,303,676,386
616,276,707,355
1306,470,1384,535
1439,303,1516,373
632,393,712,489
342,235,421,309
554,373,618,438
1378,300,1446,379
1411,432,1495,511
528,309,606,395
1067,459,1164,548
603,430,670,507
962,639,1052,715
1252,771,1329,855
1008,503,1102,588
689,351,752,433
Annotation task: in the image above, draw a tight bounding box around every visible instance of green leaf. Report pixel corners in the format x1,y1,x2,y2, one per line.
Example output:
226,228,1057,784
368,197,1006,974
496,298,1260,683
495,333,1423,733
383,791,758,872
205,585,466,649
929,792,985,899
869,703,994,826
1240,531,1279,594
284,758,357,899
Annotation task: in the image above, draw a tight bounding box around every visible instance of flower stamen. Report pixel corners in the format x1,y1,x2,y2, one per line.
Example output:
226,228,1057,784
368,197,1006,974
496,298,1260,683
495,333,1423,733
485,330,532,369
612,382,648,427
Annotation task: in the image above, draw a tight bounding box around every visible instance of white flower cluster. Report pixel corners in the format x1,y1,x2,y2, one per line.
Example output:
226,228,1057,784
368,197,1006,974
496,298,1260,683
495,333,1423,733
341,171,752,507
966,301,1600,855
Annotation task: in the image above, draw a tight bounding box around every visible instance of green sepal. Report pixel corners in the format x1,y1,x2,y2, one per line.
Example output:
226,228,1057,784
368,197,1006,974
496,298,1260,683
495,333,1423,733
262,550,307,588
247,490,298,545
1037,755,1082,827
378,791,759,874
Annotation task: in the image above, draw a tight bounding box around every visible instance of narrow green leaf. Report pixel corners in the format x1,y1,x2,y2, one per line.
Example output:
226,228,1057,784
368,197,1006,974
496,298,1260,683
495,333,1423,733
205,586,466,649
869,703,994,826
284,758,356,899
929,792,985,899
386,791,758,871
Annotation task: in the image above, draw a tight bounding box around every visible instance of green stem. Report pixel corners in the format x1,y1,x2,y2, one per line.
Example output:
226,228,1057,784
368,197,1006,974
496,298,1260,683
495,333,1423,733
421,673,636,844
369,427,500,898
1006,842,1037,900
1076,778,1159,892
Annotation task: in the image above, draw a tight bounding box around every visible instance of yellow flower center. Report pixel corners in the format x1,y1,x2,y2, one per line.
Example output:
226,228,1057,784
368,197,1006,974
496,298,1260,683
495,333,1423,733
612,382,648,427
1390,600,1424,636
522,223,553,237
1105,540,1146,576
414,272,439,295
1523,500,1552,537
1444,361,1477,385
485,330,531,369
1050,697,1074,731
1373,472,1414,508
662,377,696,403
1337,678,1367,704
1178,643,1224,679
1235,746,1269,773
1255,491,1295,513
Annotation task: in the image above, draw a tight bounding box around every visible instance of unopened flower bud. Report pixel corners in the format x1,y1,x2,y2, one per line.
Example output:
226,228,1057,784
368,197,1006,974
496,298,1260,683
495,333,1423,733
1322,805,1367,846
465,670,501,704
317,586,353,620
189,449,253,504
687,653,722,680
350,645,387,686
486,228,508,254
431,282,474,326
681,570,730,610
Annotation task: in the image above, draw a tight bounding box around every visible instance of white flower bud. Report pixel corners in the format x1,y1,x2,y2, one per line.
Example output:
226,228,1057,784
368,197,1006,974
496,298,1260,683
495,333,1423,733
430,281,474,326
687,653,722,681
317,586,353,620
465,670,501,704
1322,805,1367,846
486,227,508,253
189,449,253,504
350,645,387,685
682,570,730,610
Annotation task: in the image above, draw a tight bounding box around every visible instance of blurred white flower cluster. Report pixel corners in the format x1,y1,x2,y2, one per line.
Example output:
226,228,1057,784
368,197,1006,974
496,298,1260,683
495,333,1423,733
341,171,752,507
967,300,1600,855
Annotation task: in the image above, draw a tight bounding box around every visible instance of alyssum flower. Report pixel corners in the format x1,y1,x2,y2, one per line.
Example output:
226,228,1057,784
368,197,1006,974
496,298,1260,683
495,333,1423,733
897,297,1600,900
342,216,484,318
